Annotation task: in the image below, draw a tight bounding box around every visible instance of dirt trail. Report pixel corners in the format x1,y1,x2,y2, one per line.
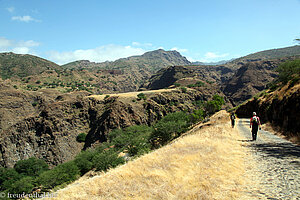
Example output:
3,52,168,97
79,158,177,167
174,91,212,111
40,114,299,199
87,88,179,100
237,118,300,199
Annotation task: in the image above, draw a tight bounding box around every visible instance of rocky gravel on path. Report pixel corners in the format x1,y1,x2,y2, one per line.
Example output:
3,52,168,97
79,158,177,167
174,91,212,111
237,118,300,200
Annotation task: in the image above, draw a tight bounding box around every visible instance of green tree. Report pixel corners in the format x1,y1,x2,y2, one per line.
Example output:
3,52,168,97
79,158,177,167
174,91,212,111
74,150,95,175
8,176,35,194
109,125,152,156
14,157,49,177
190,109,205,123
204,95,224,115
276,59,300,84
150,112,191,147
76,133,87,142
137,93,147,100
37,161,80,188
92,150,125,172
0,168,22,191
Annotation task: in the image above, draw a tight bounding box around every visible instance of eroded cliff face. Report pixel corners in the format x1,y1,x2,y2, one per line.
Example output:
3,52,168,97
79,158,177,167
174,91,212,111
236,82,300,139
84,89,218,148
0,89,91,168
0,85,223,168
145,65,234,90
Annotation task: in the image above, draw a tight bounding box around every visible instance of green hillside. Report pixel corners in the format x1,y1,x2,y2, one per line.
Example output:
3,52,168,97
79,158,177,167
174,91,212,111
232,45,300,63
0,52,61,80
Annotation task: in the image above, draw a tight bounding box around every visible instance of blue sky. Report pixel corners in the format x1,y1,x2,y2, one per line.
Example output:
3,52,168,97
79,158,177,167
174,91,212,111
1,0,300,64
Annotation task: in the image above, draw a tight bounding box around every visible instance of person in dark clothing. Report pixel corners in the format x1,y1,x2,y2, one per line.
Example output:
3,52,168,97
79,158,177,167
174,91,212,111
250,112,261,141
230,113,236,128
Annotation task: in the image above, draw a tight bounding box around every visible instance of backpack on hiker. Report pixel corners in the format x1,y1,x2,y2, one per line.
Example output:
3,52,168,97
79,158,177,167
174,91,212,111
231,114,235,120
252,116,259,125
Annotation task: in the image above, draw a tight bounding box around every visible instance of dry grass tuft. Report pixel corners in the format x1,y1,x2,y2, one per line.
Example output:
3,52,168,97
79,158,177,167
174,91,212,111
43,110,251,200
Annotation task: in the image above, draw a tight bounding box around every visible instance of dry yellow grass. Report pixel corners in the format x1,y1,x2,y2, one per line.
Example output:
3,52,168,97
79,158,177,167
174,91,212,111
86,88,186,101
43,111,251,200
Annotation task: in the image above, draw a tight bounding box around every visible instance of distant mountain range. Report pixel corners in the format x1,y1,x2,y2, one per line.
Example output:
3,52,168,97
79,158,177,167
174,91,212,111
1,44,300,169
0,49,191,94
62,49,191,72
191,45,300,66
191,59,235,66
1,45,300,97
231,45,300,63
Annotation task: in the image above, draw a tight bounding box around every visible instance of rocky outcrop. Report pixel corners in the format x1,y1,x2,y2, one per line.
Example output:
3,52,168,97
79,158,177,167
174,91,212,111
146,66,194,89
145,65,234,90
236,82,300,139
0,89,91,168
0,83,224,168
222,56,300,106
222,60,278,105
84,89,215,148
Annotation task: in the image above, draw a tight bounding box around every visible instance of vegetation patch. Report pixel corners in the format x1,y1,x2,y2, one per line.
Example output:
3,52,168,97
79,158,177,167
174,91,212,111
76,133,87,143
180,86,187,93
137,93,147,101
0,95,225,196
187,81,205,88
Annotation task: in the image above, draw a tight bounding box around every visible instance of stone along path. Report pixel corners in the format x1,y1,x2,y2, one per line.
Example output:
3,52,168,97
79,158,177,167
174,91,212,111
237,118,300,200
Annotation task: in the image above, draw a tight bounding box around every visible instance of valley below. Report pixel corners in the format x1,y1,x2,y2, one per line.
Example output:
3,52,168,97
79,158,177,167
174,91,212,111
0,45,299,199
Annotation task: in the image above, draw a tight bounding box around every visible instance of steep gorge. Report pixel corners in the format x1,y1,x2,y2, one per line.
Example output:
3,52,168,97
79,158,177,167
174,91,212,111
0,84,223,168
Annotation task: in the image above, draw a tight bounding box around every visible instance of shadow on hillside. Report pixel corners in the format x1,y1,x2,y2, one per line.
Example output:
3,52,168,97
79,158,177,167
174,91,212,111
250,142,300,159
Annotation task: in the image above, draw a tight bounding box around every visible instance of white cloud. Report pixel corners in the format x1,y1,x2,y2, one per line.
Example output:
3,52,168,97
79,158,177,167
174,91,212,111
48,44,148,65
6,7,15,13
132,42,141,46
11,15,41,22
199,52,230,62
12,47,30,54
131,42,153,48
0,37,40,55
0,37,12,48
204,52,229,59
185,56,196,62
19,40,40,47
171,47,188,53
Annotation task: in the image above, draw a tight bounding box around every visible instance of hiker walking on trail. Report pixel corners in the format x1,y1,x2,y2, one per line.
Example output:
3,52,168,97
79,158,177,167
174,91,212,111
230,113,235,128
250,112,261,141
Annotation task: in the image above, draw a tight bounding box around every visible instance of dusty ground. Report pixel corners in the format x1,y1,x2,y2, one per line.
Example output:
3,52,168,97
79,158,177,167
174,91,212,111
237,118,300,199
261,122,300,145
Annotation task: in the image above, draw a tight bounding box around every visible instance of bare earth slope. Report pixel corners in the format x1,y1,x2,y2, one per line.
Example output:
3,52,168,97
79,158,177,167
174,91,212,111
237,118,300,199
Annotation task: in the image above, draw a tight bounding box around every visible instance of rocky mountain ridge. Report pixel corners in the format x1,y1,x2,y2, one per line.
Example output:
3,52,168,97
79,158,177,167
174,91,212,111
0,49,191,95
62,49,191,72
146,55,300,105
1,45,300,168
231,45,300,64
0,81,225,168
